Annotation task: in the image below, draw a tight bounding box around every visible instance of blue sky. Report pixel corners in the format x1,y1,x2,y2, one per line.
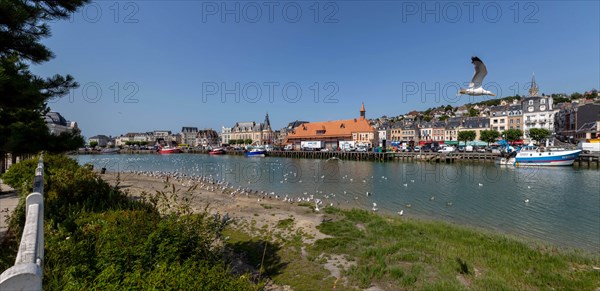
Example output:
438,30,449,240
32,1,599,138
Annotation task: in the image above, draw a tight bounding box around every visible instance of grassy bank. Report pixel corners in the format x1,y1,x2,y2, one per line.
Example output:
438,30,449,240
224,205,600,290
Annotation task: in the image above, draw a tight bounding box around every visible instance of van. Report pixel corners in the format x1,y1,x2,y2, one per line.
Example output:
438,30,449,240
284,144,293,151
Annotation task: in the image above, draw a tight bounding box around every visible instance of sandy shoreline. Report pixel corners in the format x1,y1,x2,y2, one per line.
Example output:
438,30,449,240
100,171,332,244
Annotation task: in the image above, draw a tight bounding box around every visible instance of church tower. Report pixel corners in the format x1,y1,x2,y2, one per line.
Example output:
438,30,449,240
360,102,366,119
528,73,539,97
262,112,272,145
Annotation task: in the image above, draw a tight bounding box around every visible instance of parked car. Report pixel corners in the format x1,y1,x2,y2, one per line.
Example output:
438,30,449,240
356,146,368,152
438,146,456,153
465,145,474,152
457,146,465,152
413,146,421,151
475,147,486,153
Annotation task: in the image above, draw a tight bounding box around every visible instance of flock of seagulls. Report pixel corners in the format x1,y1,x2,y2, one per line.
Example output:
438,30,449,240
122,162,535,218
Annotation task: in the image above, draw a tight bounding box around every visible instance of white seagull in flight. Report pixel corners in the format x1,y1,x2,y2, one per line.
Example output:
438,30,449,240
459,56,495,96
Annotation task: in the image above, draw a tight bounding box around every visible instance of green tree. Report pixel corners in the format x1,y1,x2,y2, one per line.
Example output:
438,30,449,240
458,131,476,144
503,129,523,143
244,138,253,145
0,0,88,162
468,108,480,117
570,92,583,99
480,130,500,146
89,141,99,148
528,128,550,145
438,115,449,122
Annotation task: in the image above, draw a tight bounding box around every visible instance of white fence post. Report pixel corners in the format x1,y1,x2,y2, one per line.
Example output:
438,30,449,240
0,155,44,291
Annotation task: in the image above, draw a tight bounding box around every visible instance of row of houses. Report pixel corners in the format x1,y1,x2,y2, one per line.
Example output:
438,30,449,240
89,77,599,149
90,129,219,148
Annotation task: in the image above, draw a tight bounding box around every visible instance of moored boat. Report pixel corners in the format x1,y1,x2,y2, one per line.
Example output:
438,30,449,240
158,146,181,154
209,148,226,155
100,148,120,154
244,148,266,157
499,145,582,166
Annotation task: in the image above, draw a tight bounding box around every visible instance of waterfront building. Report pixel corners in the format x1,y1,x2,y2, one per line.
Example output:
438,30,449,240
153,130,171,140
228,113,273,145
181,127,198,146
555,101,600,141
220,127,232,145
457,116,490,141
277,120,309,146
196,129,219,148
152,130,172,145
489,105,509,133
89,135,109,147
507,103,523,132
285,103,378,149
419,121,445,142
44,112,78,135
388,121,403,142
134,132,153,144
444,117,463,142
521,75,556,141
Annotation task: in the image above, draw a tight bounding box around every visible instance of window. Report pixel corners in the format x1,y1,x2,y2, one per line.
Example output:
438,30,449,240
540,99,546,104
528,106,534,112
517,119,520,124
540,105,546,111
316,130,325,135
529,100,534,105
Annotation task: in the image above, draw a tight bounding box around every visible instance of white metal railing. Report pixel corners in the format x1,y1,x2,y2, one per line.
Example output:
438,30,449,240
0,156,44,291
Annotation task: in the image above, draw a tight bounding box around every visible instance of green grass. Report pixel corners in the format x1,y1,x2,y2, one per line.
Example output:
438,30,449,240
309,208,600,290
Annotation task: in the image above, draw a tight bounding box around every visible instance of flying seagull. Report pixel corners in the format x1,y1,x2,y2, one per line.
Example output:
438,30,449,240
459,56,495,96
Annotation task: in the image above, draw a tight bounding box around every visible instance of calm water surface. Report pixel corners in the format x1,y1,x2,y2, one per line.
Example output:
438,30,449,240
75,153,600,252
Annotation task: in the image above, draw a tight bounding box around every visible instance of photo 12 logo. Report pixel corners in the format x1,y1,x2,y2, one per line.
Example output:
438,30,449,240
200,1,340,23
49,2,140,24
48,81,140,104
400,1,539,23
201,81,339,104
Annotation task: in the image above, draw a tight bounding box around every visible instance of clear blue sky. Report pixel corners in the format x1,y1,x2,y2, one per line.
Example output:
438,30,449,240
31,1,599,138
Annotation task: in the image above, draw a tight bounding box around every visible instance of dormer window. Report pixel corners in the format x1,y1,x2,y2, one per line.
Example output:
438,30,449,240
529,100,534,106
316,130,325,135
540,99,546,104
340,123,345,128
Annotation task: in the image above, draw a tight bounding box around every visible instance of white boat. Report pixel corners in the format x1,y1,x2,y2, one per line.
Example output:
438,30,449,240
498,145,582,167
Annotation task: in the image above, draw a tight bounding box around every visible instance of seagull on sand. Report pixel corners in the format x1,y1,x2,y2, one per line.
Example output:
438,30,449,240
459,56,495,96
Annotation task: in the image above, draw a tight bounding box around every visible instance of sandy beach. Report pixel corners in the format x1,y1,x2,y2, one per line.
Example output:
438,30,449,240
101,171,331,244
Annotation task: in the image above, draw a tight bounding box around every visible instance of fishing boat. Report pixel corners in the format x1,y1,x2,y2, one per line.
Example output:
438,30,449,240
244,148,267,157
209,148,226,155
498,145,582,166
158,146,181,154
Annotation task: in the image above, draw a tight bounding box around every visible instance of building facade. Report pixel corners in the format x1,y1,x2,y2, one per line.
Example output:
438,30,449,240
44,112,78,135
285,103,378,149
521,76,556,141
228,113,274,145
181,127,198,146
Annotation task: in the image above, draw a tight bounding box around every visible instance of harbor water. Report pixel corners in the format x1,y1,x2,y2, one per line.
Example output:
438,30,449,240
75,153,600,252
